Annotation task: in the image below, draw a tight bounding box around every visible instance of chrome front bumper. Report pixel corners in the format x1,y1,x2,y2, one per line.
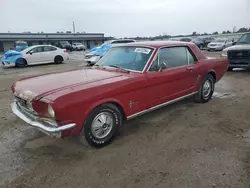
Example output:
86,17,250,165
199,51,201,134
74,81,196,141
11,102,76,137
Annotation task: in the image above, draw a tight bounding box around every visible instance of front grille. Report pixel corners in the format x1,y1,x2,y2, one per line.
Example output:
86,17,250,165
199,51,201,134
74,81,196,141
85,55,93,59
228,50,250,60
15,96,28,108
14,96,35,115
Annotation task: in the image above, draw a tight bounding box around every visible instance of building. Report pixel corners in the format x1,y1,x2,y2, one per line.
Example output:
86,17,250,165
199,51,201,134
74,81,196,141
0,32,106,52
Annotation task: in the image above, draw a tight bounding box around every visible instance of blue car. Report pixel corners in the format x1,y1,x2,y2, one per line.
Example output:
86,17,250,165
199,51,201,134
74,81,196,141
84,39,135,65
15,41,28,51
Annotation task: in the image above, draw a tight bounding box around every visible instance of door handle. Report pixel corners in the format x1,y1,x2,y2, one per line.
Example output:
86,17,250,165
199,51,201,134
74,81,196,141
186,67,194,71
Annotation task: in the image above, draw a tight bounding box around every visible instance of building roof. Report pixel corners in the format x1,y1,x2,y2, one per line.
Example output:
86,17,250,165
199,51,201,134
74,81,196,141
0,32,105,41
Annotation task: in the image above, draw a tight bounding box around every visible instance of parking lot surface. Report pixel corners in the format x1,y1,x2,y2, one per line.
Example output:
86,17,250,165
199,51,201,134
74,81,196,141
1,51,250,188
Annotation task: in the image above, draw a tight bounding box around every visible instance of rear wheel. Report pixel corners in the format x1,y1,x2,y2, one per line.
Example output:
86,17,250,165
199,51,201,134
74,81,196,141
194,74,215,103
15,58,27,68
80,103,122,148
54,56,63,64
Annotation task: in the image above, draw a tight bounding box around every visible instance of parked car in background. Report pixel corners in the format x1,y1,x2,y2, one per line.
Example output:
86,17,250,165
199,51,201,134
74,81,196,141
2,45,68,68
52,41,73,51
10,41,228,148
221,33,250,71
203,37,215,47
72,43,86,51
180,37,192,42
168,38,180,41
192,38,204,49
84,39,136,65
15,41,28,52
207,38,232,51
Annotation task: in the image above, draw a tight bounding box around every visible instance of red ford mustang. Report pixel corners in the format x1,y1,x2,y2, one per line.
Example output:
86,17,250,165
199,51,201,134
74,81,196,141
11,41,228,148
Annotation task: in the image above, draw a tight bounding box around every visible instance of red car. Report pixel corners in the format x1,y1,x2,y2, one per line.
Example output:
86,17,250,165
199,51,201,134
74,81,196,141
11,41,228,148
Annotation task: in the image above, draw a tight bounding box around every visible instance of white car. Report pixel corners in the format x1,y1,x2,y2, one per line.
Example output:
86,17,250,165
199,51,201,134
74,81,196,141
207,39,233,51
72,43,86,51
2,45,68,68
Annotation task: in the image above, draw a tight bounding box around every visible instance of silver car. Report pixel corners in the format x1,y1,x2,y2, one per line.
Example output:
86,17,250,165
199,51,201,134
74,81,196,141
207,38,233,51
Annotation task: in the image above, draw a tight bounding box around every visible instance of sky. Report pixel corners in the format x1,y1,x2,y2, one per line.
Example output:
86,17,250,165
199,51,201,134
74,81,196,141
1,0,250,38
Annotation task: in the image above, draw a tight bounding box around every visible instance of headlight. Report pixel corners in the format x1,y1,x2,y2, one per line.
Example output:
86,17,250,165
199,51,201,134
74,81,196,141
48,105,55,118
221,51,228,57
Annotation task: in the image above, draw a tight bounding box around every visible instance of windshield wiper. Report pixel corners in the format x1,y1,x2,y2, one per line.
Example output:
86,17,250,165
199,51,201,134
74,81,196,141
107,65,130,72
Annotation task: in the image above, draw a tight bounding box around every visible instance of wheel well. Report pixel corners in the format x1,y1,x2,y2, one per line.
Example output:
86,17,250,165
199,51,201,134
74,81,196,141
54,55,63,61
16,58,27,64
208,71,216,82
109,102,126,120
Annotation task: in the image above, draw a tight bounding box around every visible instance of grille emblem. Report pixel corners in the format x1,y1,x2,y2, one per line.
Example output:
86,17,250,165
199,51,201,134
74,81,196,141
237,52,243,57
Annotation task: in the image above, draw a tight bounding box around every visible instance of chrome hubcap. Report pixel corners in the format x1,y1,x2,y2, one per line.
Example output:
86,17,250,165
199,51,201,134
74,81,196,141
203,80,212,99
91,112,114,139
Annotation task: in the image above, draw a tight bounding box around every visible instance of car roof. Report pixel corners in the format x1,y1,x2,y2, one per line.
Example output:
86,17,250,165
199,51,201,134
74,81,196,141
117,41,194,48
29,45,57,48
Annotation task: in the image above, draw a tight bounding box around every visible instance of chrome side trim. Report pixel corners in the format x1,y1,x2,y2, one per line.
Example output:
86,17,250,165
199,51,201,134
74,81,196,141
11,102,76,133
127,92,197,120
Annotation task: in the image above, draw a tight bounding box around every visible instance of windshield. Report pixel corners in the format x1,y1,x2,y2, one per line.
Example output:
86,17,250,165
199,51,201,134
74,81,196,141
96,46,153,72
15,42,27,46
237,33,250,44
60,41,70,46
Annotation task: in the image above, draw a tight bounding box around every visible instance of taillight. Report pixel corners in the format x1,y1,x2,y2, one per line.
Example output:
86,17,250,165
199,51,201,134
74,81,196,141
63,50,68,53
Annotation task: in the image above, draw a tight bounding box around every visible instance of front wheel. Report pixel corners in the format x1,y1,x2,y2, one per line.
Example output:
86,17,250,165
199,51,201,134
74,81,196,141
15,58,27,68
194,74,215,103
81,103,122,148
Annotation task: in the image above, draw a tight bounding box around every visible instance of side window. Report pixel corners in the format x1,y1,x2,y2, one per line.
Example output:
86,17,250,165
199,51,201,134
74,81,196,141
44,46,56,52
186,49,196,64
159,47,188,68
29,47,43,53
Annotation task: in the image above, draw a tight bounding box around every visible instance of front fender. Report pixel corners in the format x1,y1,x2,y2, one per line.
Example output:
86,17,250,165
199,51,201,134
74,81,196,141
2,54,23,64
83,98,126,120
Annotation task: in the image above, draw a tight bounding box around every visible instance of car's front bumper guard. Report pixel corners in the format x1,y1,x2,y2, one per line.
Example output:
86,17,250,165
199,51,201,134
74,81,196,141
11,102,76,137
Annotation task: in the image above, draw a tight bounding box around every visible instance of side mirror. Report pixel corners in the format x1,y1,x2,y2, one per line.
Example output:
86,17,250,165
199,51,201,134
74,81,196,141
29,51,33,55
159,62,167,72
232,42,236,45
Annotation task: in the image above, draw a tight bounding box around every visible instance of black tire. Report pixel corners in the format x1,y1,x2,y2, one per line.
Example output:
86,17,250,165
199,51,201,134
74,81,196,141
54,56,63,64
194,74,215,103
15,58,27,68
227,67,233,71
81,103,122,148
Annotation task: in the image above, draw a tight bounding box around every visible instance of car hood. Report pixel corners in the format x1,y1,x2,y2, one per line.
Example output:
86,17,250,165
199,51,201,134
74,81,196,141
13,68,131,101
223,44,250,52
1,50,23,62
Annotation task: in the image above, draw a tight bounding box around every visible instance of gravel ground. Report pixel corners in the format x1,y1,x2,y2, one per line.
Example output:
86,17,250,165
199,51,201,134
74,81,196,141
1,51,250,188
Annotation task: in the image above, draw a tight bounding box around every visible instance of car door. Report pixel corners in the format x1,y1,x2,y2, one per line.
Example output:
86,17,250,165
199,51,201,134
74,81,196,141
43,46,58,63
25,46,44,64
145,46,198,108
